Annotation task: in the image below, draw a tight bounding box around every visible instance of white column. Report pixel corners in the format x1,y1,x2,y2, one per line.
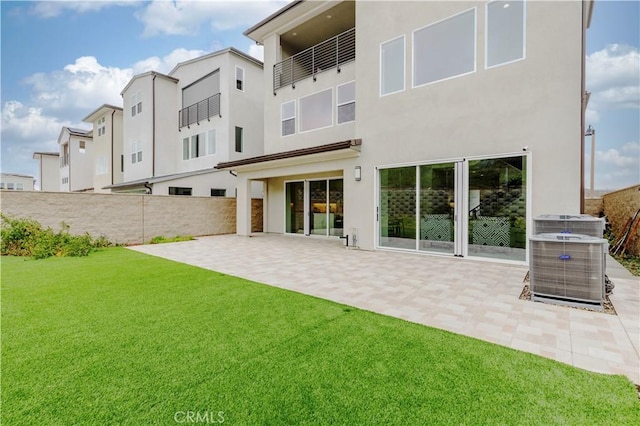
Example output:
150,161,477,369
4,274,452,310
236,175,252,236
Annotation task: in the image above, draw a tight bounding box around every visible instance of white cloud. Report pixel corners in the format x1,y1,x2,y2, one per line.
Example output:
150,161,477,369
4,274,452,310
248,43,264,62
586,142,640,189
136,0,289,37
133,48,209,74
586,44,640,113
30,0,135,19
1,48,209,176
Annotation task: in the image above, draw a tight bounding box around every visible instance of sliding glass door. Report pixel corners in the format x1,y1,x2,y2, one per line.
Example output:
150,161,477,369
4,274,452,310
286,179,343,237
378,155,527,261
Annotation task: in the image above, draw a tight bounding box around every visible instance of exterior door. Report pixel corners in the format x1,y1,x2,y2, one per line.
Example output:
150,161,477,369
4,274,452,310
286,179,344,237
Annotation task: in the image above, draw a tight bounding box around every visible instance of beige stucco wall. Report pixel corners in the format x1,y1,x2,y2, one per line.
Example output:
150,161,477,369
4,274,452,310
0,191,249,244
249,0,584,252
603,185,640,256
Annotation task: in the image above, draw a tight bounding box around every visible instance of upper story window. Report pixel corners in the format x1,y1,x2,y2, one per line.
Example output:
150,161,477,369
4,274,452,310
235,126,243,153
235,66,244,91
61,144,69,167
299,88,333,133
97,116,106,136
182,130,216,160
131,141,142,164
281,101,296,137
337,81,355,124
413,8,476,88
131,91,142,117
169,187,192,196
486,0,525,68
79,140,86,153
380,35,405,96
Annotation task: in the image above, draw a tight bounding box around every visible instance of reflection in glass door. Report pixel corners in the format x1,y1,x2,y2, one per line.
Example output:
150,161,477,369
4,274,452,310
286,181,305,234
419,163,456,254
468,156,526,261
378,155,528,261
286,179,343,237
309,180,327,235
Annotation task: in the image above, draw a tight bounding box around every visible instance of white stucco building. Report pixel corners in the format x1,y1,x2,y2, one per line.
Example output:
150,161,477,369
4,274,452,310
109,47,264,197
219,0,594,264
57,127,94,192
32,152,60,191
0,173,35,191
82,104,124,193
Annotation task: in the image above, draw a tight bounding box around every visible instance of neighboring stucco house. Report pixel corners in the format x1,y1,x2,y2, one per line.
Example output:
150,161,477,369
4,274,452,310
0,173,35,191
219,0,593,263
32,152,60,191
109,47,264,197
58,127,93,192
82,104,124,193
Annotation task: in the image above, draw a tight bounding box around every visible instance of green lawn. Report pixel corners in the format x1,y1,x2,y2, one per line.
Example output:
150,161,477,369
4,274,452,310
2,248,638,425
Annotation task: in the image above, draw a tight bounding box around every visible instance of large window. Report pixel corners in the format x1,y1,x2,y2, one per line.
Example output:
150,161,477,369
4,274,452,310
486,0,525,68
380,35,405,96
281,101,296,136
413,9,476,87
379,167,417,249
337,81,355,124
235,126,243,153
183,131,216,160
299,88,332,133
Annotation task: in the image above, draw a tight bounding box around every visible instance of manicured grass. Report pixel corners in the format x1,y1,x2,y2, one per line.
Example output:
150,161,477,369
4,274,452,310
2,248,639,425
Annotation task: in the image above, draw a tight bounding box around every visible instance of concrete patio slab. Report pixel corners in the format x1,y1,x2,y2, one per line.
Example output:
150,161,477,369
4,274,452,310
130,234,640,384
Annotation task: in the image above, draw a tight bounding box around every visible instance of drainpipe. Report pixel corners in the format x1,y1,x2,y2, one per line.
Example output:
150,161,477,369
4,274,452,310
152,74,156,178
580,1,588,214
144,182,152,195
68,134,72,192
110,108,116,185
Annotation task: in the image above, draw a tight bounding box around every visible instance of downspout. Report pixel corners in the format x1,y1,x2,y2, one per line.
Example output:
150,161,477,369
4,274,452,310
152,74,156,177
144,182,153,195
579,1,588,213
68,134,72,192
111,109,116,185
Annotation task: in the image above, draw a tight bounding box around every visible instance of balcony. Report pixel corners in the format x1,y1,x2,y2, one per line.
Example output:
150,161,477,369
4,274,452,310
273,27,355,94
179,93,221,129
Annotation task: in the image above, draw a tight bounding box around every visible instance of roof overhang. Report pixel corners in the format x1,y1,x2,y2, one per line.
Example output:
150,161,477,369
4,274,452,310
33,152,59,159
215,139,361,173
103,168,226,190
82,104,123,122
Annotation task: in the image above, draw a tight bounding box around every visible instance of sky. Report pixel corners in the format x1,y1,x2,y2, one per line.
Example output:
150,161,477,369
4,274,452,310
1,0,639,191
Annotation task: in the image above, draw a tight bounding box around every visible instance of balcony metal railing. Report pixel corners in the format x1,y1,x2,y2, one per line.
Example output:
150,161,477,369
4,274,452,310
273,27,355,93
60,153,69,168
179,93,221,129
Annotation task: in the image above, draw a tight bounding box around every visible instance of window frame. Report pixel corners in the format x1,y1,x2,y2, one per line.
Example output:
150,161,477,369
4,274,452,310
485,0,526,69
298,88,334,134
235,126,243,153
412,8,477,89
336,81,356,125
235,66,245,91
281,100,296,137
380,35,406,97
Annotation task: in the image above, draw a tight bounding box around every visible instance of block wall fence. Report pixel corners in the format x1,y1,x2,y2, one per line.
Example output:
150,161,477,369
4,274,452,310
1,191,263,245
602,185,640,256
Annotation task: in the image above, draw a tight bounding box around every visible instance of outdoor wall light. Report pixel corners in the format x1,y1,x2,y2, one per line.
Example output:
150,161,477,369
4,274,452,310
355,166,362,181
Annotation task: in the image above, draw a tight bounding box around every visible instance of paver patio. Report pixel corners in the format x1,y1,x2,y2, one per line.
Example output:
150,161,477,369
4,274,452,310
130,234,639,384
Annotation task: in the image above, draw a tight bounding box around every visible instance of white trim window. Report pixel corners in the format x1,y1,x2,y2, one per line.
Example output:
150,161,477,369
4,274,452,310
97,116,106,136
299,88,333,133
337,81,355,124
79,140,86,153
207,129,216,155
281,100,296,136
235,126,243,153
486,0,526,69
131,91,142,117
131,141,142,164
413,8,476,88
380,35,405,96
235,66,245,91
